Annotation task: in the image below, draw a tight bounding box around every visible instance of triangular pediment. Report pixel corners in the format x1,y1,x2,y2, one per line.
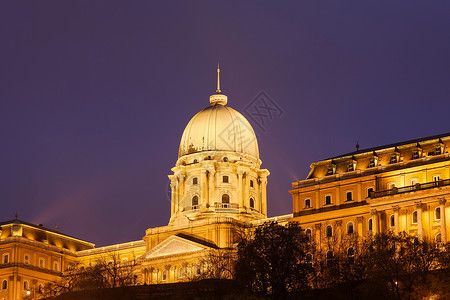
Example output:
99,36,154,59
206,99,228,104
144,235,211,259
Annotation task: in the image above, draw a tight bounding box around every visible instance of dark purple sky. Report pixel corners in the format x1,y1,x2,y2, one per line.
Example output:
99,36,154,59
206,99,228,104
1,1,450,246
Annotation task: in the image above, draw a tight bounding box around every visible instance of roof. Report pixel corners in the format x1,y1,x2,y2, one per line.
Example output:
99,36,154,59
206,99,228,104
325,132,450,161
0,219,93,245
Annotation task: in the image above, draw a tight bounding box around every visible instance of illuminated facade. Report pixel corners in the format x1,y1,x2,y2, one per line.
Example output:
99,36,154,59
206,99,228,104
290,134,450,248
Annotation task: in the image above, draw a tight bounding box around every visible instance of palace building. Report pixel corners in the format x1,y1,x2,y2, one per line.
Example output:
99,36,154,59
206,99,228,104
290,133,450,249
0,67,448,299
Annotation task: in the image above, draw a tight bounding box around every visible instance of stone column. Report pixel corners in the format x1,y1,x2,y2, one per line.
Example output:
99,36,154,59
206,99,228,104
371,209,378,234
315,223,321,249
170,180,176,216
261,177,268,217
416,201,423,240
243,173,249,210
393,206,400,234
439,197,447,242
201,170,208,209
357,216,364,237
237,170,244,208
207,169,215,209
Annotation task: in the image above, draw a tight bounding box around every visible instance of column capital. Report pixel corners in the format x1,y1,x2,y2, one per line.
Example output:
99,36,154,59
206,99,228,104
415,201,423,210
357,216,364,223
315,223,322,230
335,220,342,226
392,205,400,212
370,209,378,216
438,197,446,205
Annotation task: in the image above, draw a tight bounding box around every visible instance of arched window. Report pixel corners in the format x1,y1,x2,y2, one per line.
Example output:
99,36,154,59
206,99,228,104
368,218,373,232
346,191,353,202
325,195,332,205
177,267,183,279
2,253,9,264
412,211,418,224
222,194,230,204
23,280,29,290
347,222,354,234
249,198,255,209
435,207,441,220
436,233,442,243
347,247,355,264
192,177,198,185
390,215,395,227
326,250,333,266
305,228,312,240
192,195,199,206
162,270,167,281
326,225,333,238
304,199,311,209
38,284,44,294
1,280,7,290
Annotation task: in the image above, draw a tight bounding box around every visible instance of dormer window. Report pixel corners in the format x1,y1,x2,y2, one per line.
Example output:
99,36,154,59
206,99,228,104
327,162,336,175
368,157,376,168
435,146,442,155
347,162,354,172
390,154,398,164
412,151,420,160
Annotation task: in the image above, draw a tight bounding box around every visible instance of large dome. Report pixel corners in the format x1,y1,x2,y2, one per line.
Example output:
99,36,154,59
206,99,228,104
178,103,259,159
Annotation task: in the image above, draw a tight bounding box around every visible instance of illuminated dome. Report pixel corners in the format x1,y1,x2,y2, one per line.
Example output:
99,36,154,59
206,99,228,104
178,104,259,159
178,65,259,160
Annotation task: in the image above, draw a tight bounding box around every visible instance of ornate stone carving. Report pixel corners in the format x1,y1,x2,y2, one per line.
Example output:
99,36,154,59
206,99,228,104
315,223,321,230
357,216,364,223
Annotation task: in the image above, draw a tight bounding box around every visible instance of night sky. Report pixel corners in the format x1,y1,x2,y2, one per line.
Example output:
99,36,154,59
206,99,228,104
1,1,450,246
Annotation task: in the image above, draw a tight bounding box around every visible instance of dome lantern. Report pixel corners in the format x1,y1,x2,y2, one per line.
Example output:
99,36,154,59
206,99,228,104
209,64,228,106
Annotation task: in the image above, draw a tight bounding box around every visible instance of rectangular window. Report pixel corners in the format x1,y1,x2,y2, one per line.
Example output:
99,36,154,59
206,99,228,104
346,191,353,202
368,158,375,168
367,188,374,198
325,195,332,205
250,180,254,188
412,151,419,159
347,163,354,172
2,254,9,264
192,177,198,185
304,199,311,209
435,146,442,155
222,175,229,183
327,165,335,175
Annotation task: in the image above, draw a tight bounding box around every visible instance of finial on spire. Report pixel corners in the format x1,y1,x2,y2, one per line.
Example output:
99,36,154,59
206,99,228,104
15,212,18,220
356,141,360,151
216,63,221,94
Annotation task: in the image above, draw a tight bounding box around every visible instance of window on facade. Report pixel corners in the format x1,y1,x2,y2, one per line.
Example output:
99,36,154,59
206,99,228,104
346,191,353,202
39,258,45,268
250,180,254,188
347,162,354,172
192,177,198,185
222,194,230,204
368,158,375,168
435,207,441,220
304,199,311,209
388,183,396,190
249,198,255,209
193,159,198,164
433,175,441,182
347,222,354,234
327,166,334,175
305,228,312,240
390,215,395,227
178,267,183,279
38,284,44,294
222,175,229,183
196,266,201,276
436,233,442,243
435,146,442,155
54,262,60,272
192,195,199,206
2,280,7,290
2,254,9,264
23,280,29,291
326,250,334,266
326,225,333,238
412,151,420,160
412,211,418,224
325,195,332,205
367,188,374,198
347,247,355,264
24,255,29,264
162,270,167,281
390,155,398,164
411,179,419,185
223,157,228,162
368,219,373,232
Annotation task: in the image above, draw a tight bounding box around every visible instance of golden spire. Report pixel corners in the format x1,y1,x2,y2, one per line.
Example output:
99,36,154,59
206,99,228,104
216,63,221,94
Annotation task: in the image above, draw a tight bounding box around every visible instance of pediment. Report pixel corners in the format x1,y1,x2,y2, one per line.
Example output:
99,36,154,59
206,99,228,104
144,235,211,259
